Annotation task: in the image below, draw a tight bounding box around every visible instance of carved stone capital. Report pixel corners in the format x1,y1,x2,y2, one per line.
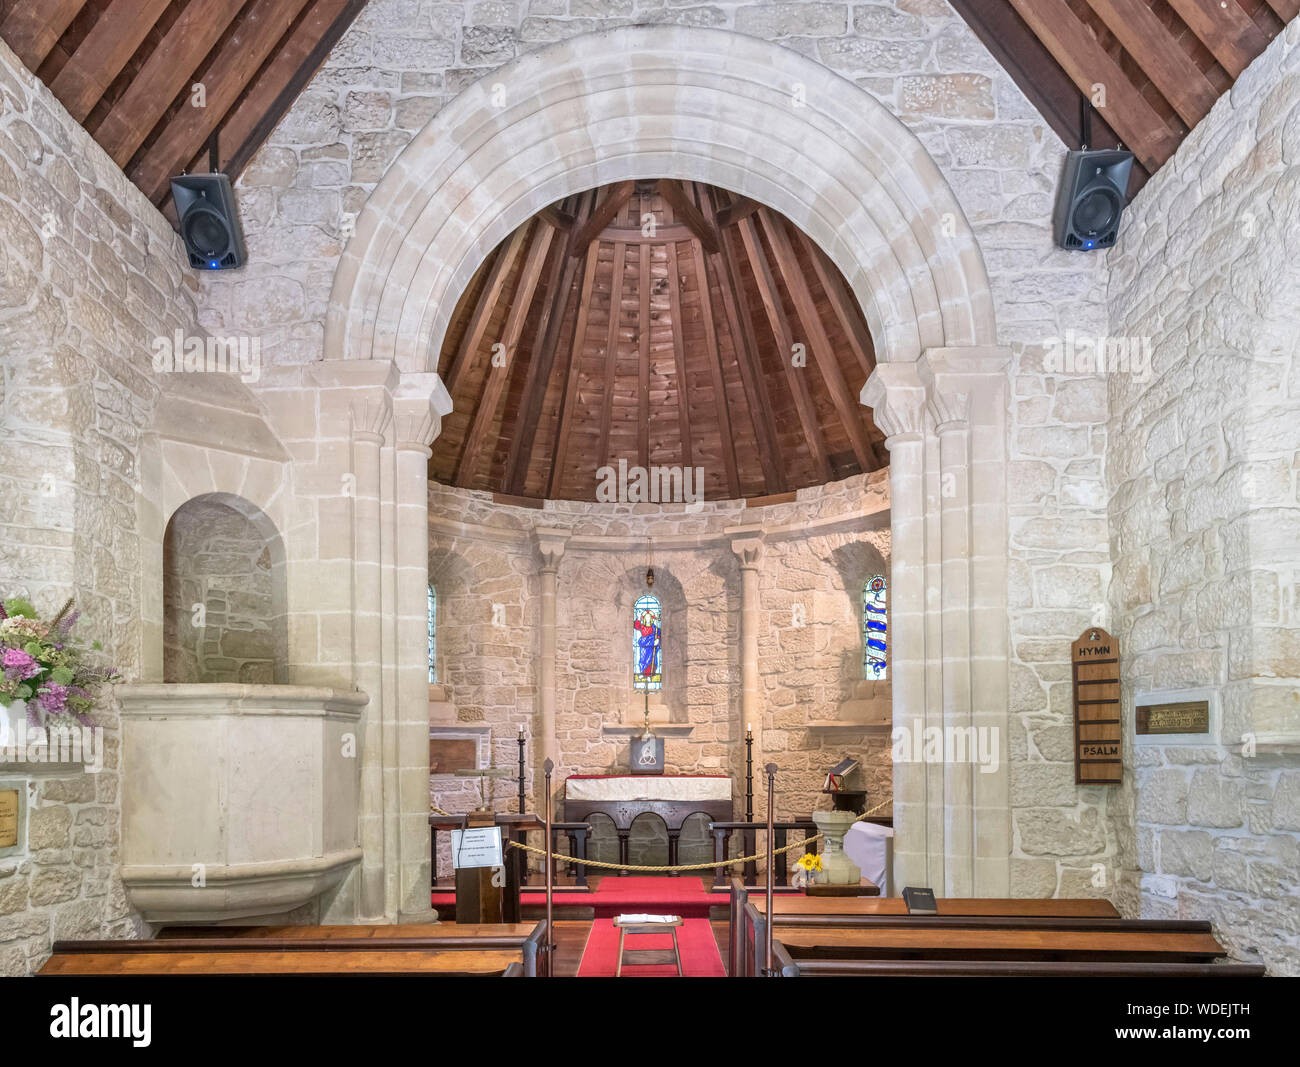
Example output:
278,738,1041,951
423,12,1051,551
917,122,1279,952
861,362,929,440
729,534,765,570
917,346,1011,431
392,372,454,451
533,528,570,571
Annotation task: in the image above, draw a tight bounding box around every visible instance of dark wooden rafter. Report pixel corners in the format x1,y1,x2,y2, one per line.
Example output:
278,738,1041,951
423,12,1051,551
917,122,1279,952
548,246,602,498
663,241,694,470
455,220,554,485
699,184,786,493
129,0,312,201
794,228,888,469
735,212,833,483
716,195,760,229
1165,0,1271,77
1080,0,1219,128
1006,0,1182,173
0,0,86,72
690,233,741,498
758,208,876,473
637,240,651,470
504,191,594,495
594,241,629,472
567,181,635,257
655,179,719,253
48,0,170,123
94,0,247,168
442,224,529,397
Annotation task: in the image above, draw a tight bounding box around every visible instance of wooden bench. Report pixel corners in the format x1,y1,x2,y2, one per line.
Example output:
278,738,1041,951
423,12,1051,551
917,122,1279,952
729,881,1263,977
40,921,549,977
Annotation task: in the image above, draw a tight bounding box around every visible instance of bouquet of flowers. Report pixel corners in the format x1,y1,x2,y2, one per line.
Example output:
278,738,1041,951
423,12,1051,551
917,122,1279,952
0,596,118,730
792,851,824,889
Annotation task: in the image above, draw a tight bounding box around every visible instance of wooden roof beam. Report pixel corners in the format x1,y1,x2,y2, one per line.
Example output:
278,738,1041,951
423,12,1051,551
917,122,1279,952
567,181,635,256
548,247,602,498
716,195,761,229
504,194,593,495
637,242,652,470
1007,0,1183,172
1,0,87,72
455,222,555,485
663,242,694,471
48,0,170,123
594,242,629,472
1164,0,1272,78
128,0,313,203
700,185,786,493
655,179,719,253
736,214,833,483
758,207,877,473
94,0,248,168
691,236,742,498
1080,0,1218,128
442,225,530,397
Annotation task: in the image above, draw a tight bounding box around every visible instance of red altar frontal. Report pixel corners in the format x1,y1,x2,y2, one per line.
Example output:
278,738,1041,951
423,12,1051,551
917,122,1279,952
564,775,733,876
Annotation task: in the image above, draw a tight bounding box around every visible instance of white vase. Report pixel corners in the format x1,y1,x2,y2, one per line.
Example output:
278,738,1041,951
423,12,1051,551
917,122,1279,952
0,699,22,747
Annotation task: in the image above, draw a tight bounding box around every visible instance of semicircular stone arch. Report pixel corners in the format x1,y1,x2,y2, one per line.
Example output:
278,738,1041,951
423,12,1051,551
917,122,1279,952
326,25,997,375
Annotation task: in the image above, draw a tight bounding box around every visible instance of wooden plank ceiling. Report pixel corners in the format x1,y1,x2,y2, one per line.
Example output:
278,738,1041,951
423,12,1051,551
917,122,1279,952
0,0,364,215
431,180,889,504
950,0,1297,191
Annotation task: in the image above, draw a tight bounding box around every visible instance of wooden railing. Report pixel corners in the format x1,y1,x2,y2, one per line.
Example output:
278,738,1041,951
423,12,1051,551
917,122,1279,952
708,820,820,889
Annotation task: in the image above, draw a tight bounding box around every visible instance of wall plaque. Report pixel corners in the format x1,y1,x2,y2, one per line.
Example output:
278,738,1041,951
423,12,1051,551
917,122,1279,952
1072,628,1121,785
1137,700,1210,736
0,788,19,850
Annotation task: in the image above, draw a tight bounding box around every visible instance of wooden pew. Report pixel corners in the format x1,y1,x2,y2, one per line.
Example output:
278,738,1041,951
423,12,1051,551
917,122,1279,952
41,921,549,977
769,941,1266,977
729,881,1261,977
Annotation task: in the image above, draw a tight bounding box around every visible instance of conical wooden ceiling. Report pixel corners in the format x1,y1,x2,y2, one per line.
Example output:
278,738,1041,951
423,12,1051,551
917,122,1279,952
430,180,888,503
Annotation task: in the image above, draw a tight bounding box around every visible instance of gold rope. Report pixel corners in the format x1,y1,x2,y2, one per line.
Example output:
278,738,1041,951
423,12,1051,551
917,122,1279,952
501,797,892,873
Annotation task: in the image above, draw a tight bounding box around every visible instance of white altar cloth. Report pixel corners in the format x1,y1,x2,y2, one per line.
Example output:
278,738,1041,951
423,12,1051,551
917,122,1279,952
844,821,894,896
565,774,731,802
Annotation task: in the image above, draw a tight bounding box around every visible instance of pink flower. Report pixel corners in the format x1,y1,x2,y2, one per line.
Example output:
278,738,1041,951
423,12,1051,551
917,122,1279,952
2,647,40,680
35,682,68,715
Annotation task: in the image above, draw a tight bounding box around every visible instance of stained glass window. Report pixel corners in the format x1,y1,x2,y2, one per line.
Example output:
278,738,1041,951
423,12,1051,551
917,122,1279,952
632,593,662,691
427,584,437,684
863,575,887,681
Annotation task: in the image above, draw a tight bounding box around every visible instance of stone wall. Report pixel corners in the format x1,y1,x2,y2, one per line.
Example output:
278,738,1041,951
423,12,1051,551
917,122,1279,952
0,41,204,974
427,471,891,869
197,0,1116,893
162,496,287,684
1104,23,1300,974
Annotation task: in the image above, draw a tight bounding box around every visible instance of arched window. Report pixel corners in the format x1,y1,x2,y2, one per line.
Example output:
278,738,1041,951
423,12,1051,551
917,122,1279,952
427,584,437,683
863,575,887,681
632,593,662,691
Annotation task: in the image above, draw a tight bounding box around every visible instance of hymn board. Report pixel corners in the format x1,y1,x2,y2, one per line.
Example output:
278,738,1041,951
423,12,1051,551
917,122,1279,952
1072,628,1122,784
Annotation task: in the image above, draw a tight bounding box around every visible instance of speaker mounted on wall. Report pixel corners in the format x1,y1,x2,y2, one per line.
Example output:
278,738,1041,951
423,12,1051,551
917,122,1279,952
170,173,247,270
1052,148,1135,251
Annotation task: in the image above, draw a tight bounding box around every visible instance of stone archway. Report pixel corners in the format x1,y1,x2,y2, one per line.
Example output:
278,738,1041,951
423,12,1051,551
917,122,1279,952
322,25,1012,913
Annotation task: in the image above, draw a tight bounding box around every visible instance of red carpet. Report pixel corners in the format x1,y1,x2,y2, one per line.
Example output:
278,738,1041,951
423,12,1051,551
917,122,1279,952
578,917,726,977
432,875,728,918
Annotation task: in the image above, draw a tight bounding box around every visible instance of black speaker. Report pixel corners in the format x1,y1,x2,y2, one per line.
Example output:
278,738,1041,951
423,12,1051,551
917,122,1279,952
1052,148,1134,251
170,173,247,270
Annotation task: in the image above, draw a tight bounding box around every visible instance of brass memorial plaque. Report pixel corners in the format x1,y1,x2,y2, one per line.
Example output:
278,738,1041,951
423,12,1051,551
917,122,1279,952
1136,700,1210,736
0,789,18,849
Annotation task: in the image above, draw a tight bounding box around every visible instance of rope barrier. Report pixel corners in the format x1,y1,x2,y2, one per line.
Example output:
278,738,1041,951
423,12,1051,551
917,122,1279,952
498,797,892,873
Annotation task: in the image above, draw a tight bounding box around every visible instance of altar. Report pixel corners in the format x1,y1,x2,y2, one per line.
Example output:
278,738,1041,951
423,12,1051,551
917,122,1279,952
564,775,732,876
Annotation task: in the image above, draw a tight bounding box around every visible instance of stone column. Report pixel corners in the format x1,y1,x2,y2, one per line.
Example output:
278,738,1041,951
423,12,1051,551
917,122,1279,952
920,348,1012,896
729,531,765,771
309,359,399,922
391,372,452,920
533,529,569,812
863,364,931,892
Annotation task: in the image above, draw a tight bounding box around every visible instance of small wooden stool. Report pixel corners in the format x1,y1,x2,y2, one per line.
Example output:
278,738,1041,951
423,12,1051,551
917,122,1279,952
614,915,684,976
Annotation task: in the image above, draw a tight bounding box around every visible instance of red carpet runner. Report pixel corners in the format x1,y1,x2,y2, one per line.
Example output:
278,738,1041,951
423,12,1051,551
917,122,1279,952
577,877,726,977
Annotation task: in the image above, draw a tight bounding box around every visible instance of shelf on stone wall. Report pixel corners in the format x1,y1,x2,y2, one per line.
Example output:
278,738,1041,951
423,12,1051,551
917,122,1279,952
806,720,892,731
601,722,694,737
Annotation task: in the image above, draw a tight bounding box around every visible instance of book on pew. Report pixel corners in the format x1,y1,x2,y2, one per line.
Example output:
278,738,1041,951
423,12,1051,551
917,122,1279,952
902,886,938,914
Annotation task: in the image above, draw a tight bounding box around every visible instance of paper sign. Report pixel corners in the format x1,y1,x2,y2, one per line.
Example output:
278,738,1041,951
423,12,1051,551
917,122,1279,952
0,789,18,850
450,826,504,870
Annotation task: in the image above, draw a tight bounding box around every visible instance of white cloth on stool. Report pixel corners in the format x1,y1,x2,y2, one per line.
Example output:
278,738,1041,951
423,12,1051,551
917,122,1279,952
844,822,894,895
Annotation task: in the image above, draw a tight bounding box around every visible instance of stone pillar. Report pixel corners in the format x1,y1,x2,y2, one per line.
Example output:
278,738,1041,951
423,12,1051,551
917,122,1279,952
391,372,452,920
729,531,765,771
863,364,930,892
533,529,569,812
921,349,1012,896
